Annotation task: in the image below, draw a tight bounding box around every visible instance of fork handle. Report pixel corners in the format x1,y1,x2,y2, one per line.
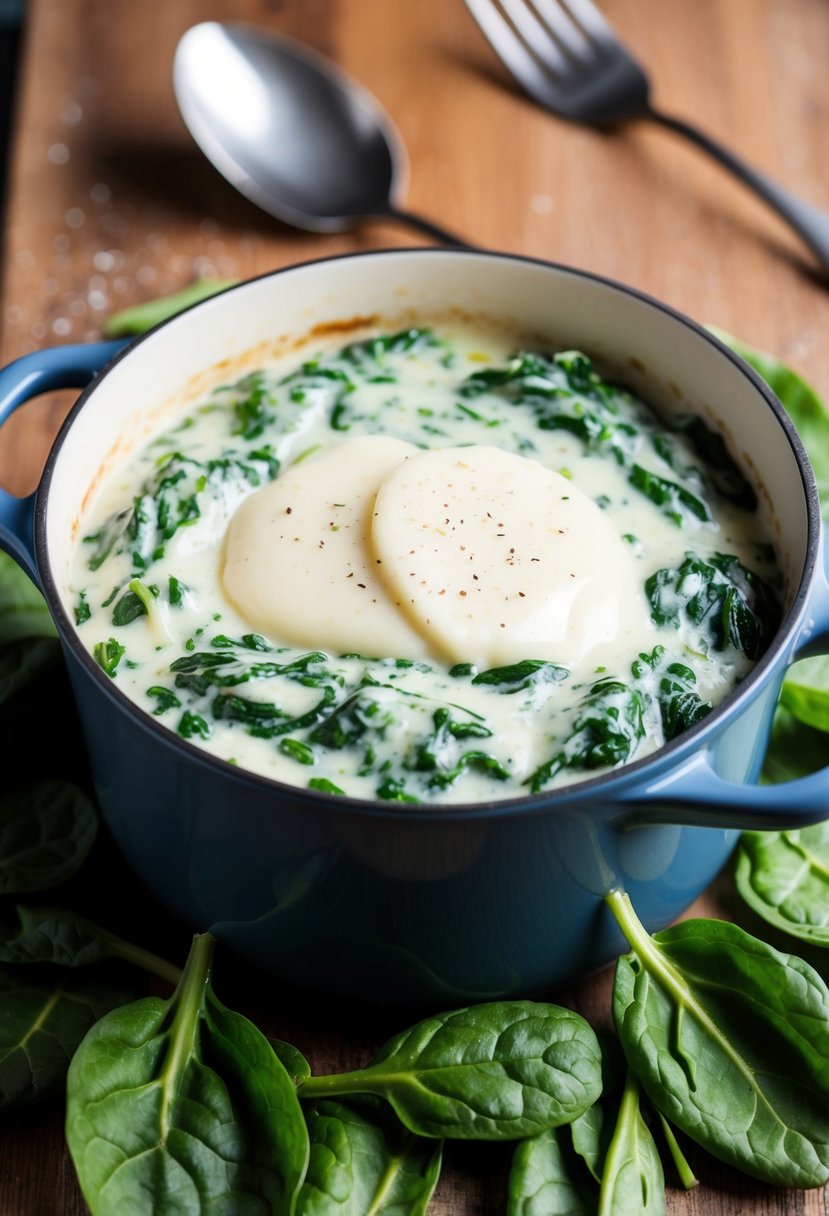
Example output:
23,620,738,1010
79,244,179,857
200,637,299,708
651,109,829,273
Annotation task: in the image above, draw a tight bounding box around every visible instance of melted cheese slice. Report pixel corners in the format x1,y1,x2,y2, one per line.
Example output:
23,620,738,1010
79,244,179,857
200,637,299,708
223,437,653,670
221,436,430,658
371,444,652,668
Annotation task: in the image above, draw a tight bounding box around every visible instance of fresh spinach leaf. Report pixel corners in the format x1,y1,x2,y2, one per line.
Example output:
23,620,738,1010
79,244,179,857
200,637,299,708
66,931,310,1216
569,1103,607,1184
0,906,111,967
607,889,829,1187
568,1033,624,1182
0,779,97,894
102,277,240,337
761,704,828,783
709,327,829,517
0,552,56,643
0,965,133,1109
298,1001,603,1141
0,636,61,708
0,905,182,983
298,1096,442,1216
507,1125,596,1216
270,1038,312,1084
779,655,829,731
734,823,829,947
655,1115,697,1191
597,1071,664,1216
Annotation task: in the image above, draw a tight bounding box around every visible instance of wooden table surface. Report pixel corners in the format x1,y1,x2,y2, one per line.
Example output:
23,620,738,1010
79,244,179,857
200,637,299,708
1,1,828,1212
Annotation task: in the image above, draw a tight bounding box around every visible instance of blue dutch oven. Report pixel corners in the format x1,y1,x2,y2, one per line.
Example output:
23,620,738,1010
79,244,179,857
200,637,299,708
0,248,827,1007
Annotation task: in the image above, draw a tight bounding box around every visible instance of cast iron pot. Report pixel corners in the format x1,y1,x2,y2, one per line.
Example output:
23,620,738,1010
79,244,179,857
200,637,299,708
0,249,827,1008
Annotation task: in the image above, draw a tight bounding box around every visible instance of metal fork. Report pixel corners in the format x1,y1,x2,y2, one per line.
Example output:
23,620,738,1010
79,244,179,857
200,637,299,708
464,0,829,274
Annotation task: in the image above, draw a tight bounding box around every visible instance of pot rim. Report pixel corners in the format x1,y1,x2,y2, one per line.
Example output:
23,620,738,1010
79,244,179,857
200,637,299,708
35,245,822,823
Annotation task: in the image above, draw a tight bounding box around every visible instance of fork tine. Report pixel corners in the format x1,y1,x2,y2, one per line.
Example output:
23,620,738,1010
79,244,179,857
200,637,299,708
521,0,597,63
554,0,619,46
464,0,565,107
498,0,571,73
464,0,649,124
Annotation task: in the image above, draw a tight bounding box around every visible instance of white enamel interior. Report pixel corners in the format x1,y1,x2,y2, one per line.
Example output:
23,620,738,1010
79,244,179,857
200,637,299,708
44,250,808,618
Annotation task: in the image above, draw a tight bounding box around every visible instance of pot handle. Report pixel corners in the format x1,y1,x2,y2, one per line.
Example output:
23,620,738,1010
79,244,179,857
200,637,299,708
621,536,829,831
0,340,126,582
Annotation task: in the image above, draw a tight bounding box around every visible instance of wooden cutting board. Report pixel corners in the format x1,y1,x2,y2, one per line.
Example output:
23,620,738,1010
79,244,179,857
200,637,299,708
0,1,828,1212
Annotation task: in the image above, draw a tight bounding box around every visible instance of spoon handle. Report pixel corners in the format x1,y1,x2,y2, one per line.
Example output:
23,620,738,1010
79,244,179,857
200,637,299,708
375,205,475,249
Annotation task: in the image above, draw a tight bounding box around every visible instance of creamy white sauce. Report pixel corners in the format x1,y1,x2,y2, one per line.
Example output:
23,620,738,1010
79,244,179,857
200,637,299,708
66,322,782,804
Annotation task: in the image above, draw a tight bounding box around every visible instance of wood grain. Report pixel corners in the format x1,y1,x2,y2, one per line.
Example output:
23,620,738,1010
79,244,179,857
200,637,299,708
1,0,828,1212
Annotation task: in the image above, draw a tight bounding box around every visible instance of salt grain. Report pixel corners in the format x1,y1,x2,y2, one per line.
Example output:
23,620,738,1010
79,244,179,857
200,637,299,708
47,143,70,165
60,100,83,126
530,195,554,215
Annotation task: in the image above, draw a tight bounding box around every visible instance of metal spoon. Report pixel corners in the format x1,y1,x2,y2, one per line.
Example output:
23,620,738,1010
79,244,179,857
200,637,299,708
173,21,469,248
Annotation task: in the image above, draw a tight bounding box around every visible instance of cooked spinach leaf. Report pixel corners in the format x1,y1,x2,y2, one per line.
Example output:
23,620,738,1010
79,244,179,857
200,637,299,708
460,350,627,452
528,679,646,793
628,464,711,528
671,414,757,510
83,446,278,574
645,552,779,659
470,660,569,692
92,636,125,677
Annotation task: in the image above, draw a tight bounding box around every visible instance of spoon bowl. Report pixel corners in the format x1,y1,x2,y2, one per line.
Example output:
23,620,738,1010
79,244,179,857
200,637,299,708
173,22,467,246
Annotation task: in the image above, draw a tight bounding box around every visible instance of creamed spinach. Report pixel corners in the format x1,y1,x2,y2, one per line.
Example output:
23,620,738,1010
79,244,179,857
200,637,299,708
66,322,782,803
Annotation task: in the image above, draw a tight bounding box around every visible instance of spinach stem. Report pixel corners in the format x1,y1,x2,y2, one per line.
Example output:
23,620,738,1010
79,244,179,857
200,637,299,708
658,1113,698,1190
158,932,215,1140
93,923,184,986
604,888,775,1115
598,1069,640,1216
297,1068,383,1099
